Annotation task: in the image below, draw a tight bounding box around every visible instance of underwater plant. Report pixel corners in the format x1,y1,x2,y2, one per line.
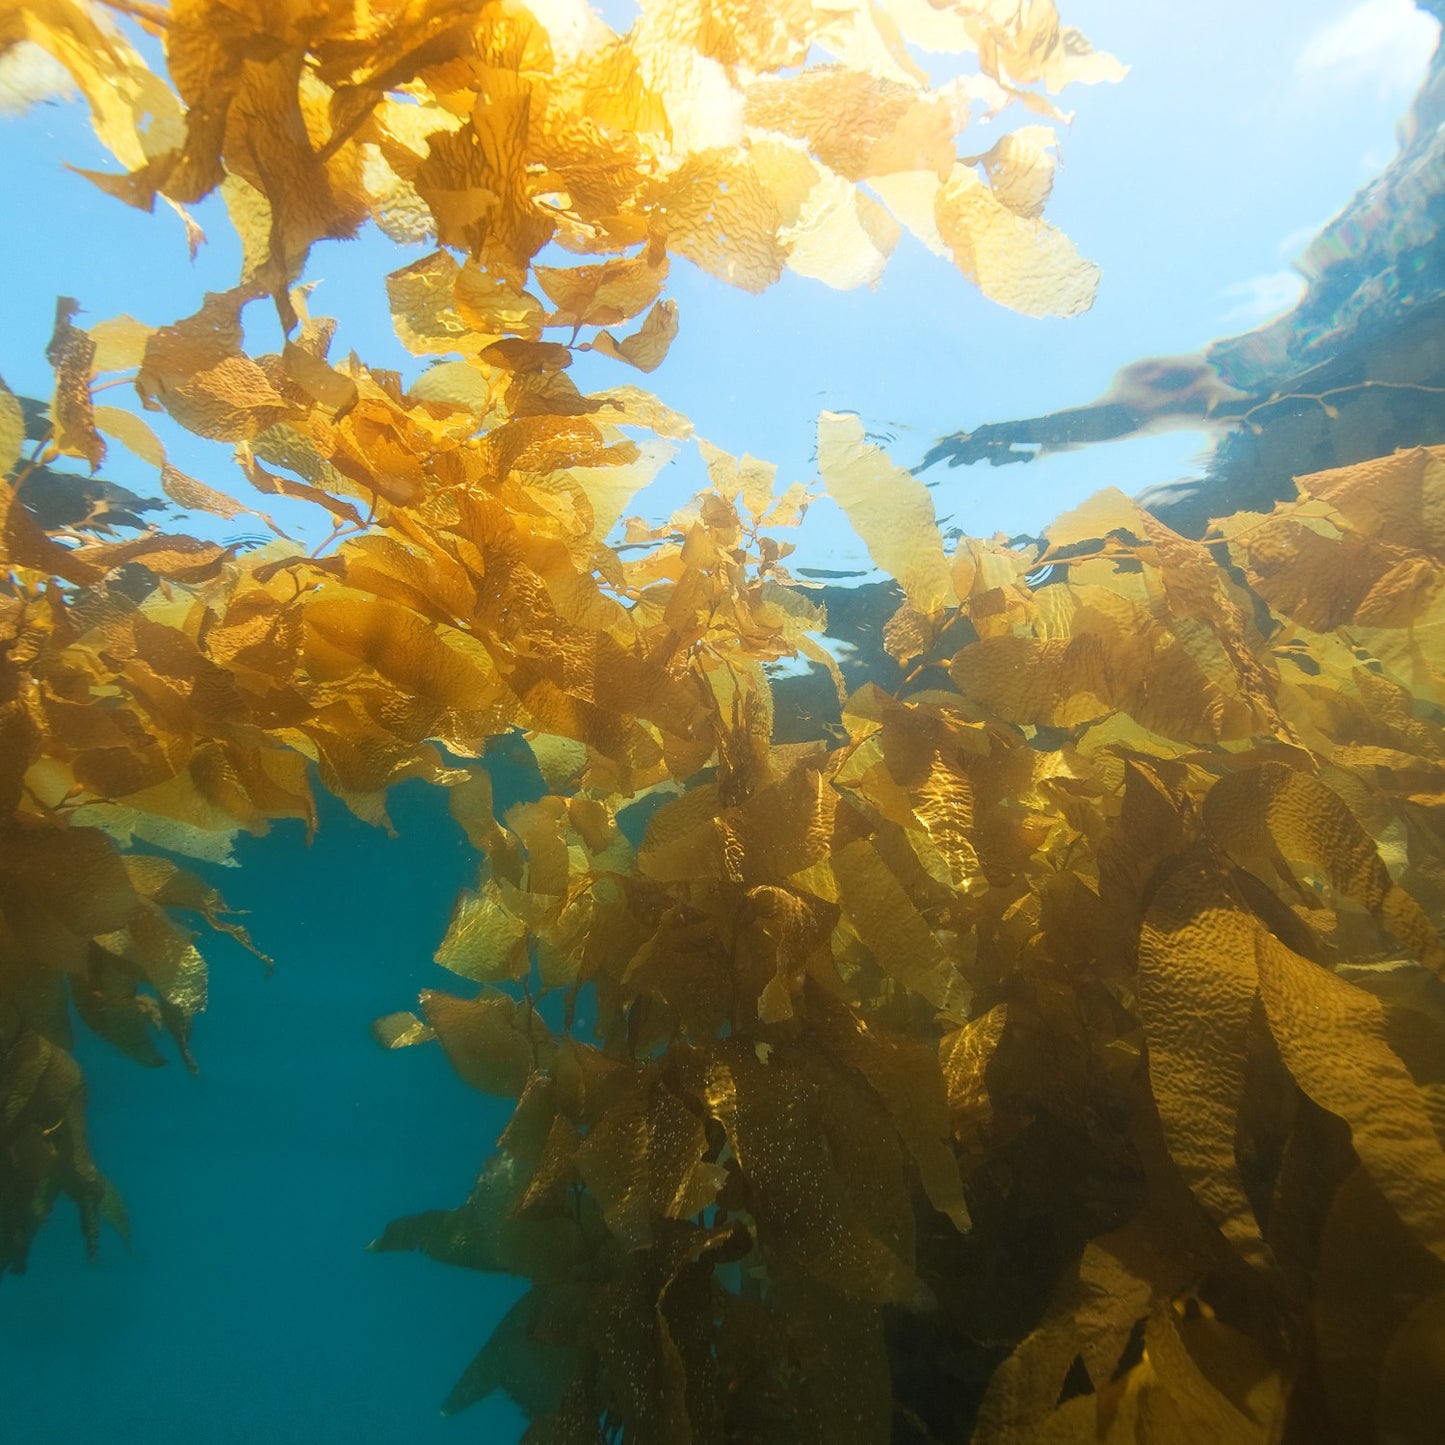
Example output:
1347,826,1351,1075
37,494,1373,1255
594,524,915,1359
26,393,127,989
3,1,1445,1441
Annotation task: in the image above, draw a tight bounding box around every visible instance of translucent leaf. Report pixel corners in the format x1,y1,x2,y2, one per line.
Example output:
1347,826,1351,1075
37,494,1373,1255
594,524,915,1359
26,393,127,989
435,877,529,982
832,837,971,1013
589,298,679,373
1205,763,1445,980
420,988,555,1097
88,314,152,373
816,410,952,613
303,590,500,713
92,405,164,467
939,1002,1005,1145
1138,859,1272,1265
967,126,1059,219
1254,927,1445,1263
934,162,1099,318
535,249,668,330
0,377,23,477
742,69,954,182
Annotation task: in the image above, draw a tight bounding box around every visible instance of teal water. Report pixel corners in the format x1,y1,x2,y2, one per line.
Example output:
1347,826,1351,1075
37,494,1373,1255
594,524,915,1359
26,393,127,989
1,781,529,1443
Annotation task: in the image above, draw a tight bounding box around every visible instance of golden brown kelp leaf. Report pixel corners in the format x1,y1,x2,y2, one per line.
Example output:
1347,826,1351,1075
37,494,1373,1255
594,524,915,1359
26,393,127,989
351,447,1445,1434
380,1068,743,1438
303,588,501,715
415,69,555,273
1041,487,1288,736
963,0,1127,94
45,298,104,470
817,410,953,617
1096,756,1192,924
1141,839,1445,1292
1205,761,1445,979
951,566,1270,743
435,877,529,983
967,127,1059,219
1,0,180,184
1376,1289,1445,1444
833,837,973,1014
700,1037,929,1309
1314,1166,1445,1443
1301,444,1445,559
1137,859,1274,1267
0,1019,125,1274
741,883,837,1024
25,0,1118,328
971,1221,1197,1445
952,629,1114,730
372,1082,589,1284
1218,450,1445,705
742,69,955,184
0,660,261,1271
952,534,1039,639
934,161,1100,319
588,299,680,374
0,823,158,972
0,379,25,479
535,249,669,331
1234,517,1429,634
815,999,972,1232
45,8,1445,1439
940,1001,1006,1151
573,1070,725,1251
746,1275,894,1445
439,1284,588,1422
0,470,105,585
1133,1299,1286,1443
135,289,298,443
1253,927,1445,1264
84,0,382,314
418,987,555,1096
0,813,261,1049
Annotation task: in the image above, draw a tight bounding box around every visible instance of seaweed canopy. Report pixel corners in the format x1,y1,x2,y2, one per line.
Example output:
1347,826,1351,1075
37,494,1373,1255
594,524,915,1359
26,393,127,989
2,0,1443,1442
0,0,1119,1272
366,434,1445,1442
7,0,1122,319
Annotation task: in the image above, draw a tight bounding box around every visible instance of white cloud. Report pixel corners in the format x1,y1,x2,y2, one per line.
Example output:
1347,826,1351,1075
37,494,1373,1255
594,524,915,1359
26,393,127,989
1296,0,1439,98
1219,269,1308,327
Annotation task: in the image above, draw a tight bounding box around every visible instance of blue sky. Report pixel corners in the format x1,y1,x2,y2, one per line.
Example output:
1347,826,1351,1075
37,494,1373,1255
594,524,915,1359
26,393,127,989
1,0,1438,566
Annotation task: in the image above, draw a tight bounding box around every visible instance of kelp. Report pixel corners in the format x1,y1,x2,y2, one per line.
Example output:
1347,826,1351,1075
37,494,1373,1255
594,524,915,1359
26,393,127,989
3,0,1444,1440
367,449,1445,1443
6,0,1121,321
